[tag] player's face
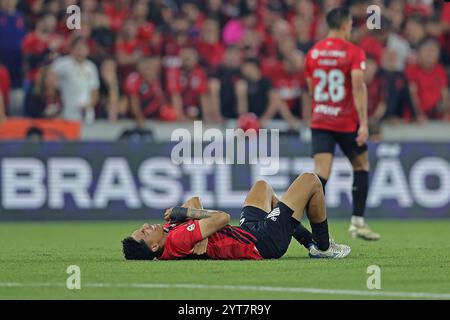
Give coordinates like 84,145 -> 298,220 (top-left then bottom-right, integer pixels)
131,223 -> 164,250
340,17 -> 353,41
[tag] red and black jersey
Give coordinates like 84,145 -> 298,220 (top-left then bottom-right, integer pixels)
159,220 -> 263,260
305,37 -> 366,132
124,72 -> 167,118
166,66 -> 208,112
272,67 -> 306,112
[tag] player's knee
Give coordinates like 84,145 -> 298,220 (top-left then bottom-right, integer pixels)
254,180 -> 270,190
298,173 -> 322,192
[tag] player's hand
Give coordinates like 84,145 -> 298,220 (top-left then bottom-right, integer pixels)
164,208 -> 173,221
191,238 -> 208,255
356,125 -> 368,146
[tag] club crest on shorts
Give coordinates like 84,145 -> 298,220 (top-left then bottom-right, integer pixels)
267,208 -> 280,222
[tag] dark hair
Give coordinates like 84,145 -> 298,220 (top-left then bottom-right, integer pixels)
326,7 -> 351,30
121,237 -> 155,260
418,37 -> 440,50
242,57 -> 260,68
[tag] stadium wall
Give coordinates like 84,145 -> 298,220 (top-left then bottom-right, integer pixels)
0,140 -> 449,221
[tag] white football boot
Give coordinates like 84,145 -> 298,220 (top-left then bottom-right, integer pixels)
309,239 -> 351,259
348,224 -> 380,240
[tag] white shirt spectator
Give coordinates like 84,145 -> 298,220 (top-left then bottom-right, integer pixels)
51,55 -> 100,121
387,33 -> 411,71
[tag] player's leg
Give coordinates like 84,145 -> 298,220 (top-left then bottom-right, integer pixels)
311,129 -> 336,194
336,132 -> 380,240
272,192 -> 314,250
280,173 -> 328,248
276,173 -> 350,258
243,180 -> 273,213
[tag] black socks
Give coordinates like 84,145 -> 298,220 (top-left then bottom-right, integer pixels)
292,222 -> 314,249
352,170 -> 369,217
318,175 -> 328,194
310,219 -> 330,251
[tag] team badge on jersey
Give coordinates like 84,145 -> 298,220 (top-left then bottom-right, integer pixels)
187,224 -> 195,232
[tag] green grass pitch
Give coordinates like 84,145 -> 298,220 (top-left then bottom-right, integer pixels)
0,219 -> 449,300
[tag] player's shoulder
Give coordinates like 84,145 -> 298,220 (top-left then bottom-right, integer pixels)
346,41 -> 365,55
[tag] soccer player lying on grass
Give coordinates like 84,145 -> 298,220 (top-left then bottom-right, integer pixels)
122,173 -> 351,260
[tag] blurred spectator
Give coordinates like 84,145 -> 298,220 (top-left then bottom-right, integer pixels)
205,0 -> 227,27
115,18 -> 148,80
124,57 -> 175,127
379,49 -> 413,121
103,0 -> 129,34
236,57 -> 279,127
181,0 -> 204,38
0,63 -> 11,122
404,14 -> 427,52
406,38 -> 450,121
209,46 -> 242,120
292,15 -> 314,54
51,36 -> 100,122
21,13 -> 63,83
98,58 -> 127,122
0,0 -> 448,130
364,56 -> 386,139
131,0 -> 154,42
0,0 -> 26,113
23,66 -> 62,118
90,10 -> 115,60
197,18 -> 225,72
166,47 -> 212,122
272,52 -> 308,131
360,15 -> 411,71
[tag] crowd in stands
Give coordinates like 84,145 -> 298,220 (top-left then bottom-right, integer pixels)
0,0 -> 449,138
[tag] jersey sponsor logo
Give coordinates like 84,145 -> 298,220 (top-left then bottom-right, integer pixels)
311,49 -> 346,59
318,59 -> 338,66
266,207 -> 280,222
314,104 -> 341,116
187,224 -> 195,231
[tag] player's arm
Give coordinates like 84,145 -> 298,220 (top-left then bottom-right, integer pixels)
182,196 -> 203,210
165,207 -> 230,239
301,88 -> 312,126
306,77 -> 313,97
351,70 -> 369,146
181,197 -> 209,254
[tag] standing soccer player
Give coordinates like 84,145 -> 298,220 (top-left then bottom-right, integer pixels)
304,7 -> 380,240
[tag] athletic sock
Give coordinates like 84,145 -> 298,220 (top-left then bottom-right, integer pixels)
292,222 -> 314,249
310,219 -> 330,251
351,216 -> 365,227
318,175 -> 328,195
352,170 -> 369,217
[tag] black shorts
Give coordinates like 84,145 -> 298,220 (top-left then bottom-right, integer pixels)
311,128 -> 368,161
239,202 -> 296,259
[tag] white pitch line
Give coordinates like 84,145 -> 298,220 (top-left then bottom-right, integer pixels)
1,282 -> 450,299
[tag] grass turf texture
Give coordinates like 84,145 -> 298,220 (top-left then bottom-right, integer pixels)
0,220 -> 449,300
